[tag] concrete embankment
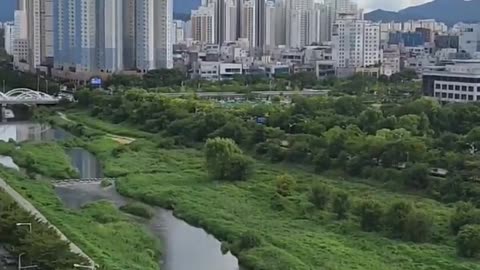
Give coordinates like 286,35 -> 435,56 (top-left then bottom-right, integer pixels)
0,178 -> 95,267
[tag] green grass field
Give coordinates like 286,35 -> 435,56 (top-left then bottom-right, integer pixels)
65,112 -> 480,270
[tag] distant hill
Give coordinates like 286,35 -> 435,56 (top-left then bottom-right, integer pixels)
365,0 -> 480,25
0,0 -> 199,22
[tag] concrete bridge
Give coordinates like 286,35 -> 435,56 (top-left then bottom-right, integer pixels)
0,88 -> 60,105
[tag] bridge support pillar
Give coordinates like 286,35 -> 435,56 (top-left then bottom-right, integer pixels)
1,104 -> 6,123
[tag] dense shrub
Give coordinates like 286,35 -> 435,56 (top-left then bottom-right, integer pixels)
457,225 -> 480,258
120,202 -> 155,219
357,199 -> 384,232
450,202 -> 480,234
205,137 -> 253,181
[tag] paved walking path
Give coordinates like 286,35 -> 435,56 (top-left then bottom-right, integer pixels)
0,178 -> 95,267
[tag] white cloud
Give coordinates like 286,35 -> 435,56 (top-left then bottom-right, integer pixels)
357,0 -> 433,11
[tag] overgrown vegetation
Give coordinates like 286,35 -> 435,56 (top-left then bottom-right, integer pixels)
55,109 -> 480,270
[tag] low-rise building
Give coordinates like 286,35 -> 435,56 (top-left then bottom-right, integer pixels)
423,60 -> 480,103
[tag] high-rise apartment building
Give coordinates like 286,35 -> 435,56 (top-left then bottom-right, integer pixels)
285,0 -> 314,48
265,1 -> 276,50
191,4 -> 216,44
172,20 -> 186,44
224,0 -> 239,42
254,0 -> 266,51
134,0 -> 173,71
332,14 -> 381,68
4,22 -> 16,55
309,3 -> 331,44
54,0 -> 172,74
240,0 -> 255,48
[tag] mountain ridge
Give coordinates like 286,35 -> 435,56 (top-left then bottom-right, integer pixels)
365,0 -> 480,25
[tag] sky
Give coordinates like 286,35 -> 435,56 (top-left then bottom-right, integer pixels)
358,0 -> 433,11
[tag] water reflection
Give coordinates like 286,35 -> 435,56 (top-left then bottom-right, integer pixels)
0,122 -> 71,142
67,148 -> 103,179
0,156 -> 19,171
152,210 -> 240,270
55,183 -> 241,270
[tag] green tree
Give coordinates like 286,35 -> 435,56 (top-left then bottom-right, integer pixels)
466,127 -> 480,153
309,183 -> 331,210
205,137 -> 253,181
457,225 -> 480,258
332,191 -> 351,219
143,69 -> 186,88
403,163 -> 430,189
450,202 -> 480,234
357,199 -> 384,232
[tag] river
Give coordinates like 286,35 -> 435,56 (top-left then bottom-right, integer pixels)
0,122 -> 241,270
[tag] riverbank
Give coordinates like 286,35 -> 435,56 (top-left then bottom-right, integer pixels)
0,123 -> 161,270
58,111 -> 480,270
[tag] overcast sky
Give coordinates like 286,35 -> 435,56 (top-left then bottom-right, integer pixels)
357,0 -> 433,11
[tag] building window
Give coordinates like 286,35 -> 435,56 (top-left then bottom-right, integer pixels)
442,84 -> 447,90
462,86 -> 467,91
455,94 -> 460,99
455,85 -> 460,91
448,93 -> 453,99
435,92 -> 440,97
442,92 -> 447,98
461,94 -> 467,100
449,85 -> 454,90
469,95 -> 474,101
469,86 -> 474,92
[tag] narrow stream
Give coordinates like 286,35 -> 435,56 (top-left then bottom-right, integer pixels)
0,122 -> 241,270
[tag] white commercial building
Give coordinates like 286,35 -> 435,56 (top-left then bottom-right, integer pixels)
332,14 -> 381,68
454,23 -> 480,56
423,60 -> 480,103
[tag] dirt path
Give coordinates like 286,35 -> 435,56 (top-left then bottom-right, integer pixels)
57,112 -> 135,144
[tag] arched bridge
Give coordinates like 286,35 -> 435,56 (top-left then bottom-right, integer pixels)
0,88 -> 60,105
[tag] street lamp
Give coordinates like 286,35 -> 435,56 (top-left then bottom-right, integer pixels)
16,223 -> 32,233
73,263 -> 98,270
18,253 -> 37,270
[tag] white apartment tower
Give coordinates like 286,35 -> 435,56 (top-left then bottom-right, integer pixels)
241,0 -> 256,48
225,0 -> 239,42
3,22 -> 15,55
309,3 -> 331,44
191,4 -> 216,44
332,14 -> 381,68
285,0 -> 314,48
274,0 -> 286,46
265,1 -> 276,51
